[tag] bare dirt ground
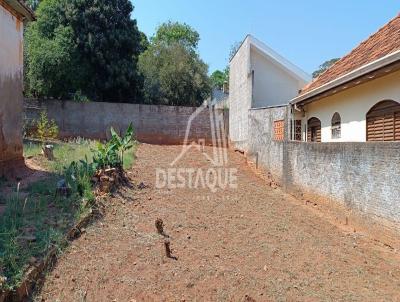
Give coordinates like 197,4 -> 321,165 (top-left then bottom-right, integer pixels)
35,144 -> 400,301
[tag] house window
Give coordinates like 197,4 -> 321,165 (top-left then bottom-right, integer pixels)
331,112 -> 341,139
274,120 -> 285,141
294,120 -> 302,141
307,117 -> 321,142
290,120 -> 302,141
367,100 -> 400,141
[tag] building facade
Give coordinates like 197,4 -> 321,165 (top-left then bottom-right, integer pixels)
229,35 -> 310,150
0,0 -> 34,176
290,15 -> 400,143
229,14 -> 400,224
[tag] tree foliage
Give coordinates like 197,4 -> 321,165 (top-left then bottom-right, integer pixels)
312,58 -> 340,78
228,41 -> 242,62
210,42 -> 241,91
26,0 -> 40,10
138,22 -> 210,107
152,21 -> 200,51
25,0 -> 143,102
210,69 -> 229,90
25,0 -> 76,98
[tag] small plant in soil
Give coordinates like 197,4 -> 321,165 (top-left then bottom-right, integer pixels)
35,111 -> 59,144
92,123 -> 135,170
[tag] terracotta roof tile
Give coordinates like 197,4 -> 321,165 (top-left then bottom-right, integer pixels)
301,13 -> 400,94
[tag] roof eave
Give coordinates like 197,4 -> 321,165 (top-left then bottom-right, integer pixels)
290,50 -> 400,105
4,0 -> 35,21
230,35 -> 312,84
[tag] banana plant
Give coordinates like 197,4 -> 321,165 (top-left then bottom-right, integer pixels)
110,123 -> 135,166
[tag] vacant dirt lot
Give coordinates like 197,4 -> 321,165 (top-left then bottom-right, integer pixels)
35,144 -> 400,301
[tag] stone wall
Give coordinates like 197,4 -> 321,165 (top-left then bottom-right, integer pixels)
248,106 -> 400,224
0,4 -> 25,176
24,99 -> 227,145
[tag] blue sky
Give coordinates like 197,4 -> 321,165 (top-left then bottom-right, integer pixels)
132,0 -> 399,75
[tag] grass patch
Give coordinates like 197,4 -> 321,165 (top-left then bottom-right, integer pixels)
23,139 -> 98,174
0,137 -> 137,290
0,139 -> 102,291
23,141 -> 43,158
0,181 -> 86,290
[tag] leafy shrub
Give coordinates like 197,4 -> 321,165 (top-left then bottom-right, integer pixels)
72,90 -> 90,103
35,111 -> 59,143
64,157 -> 95,198
63,124 -> 135,196
92,123 -> 135,170
110,123 -> 135,166
92,141 -> 120,170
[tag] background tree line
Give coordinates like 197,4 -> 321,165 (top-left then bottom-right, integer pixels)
24,0 -> 211,106
25,0 -> 333,106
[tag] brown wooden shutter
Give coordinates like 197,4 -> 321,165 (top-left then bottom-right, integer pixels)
367,100 -> 400,141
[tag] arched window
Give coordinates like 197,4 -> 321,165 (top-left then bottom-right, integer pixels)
331,112 -> 341,139
367,100 -> 400,141
307,117 -> 321,142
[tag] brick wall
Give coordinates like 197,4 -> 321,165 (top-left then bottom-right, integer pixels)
24,99 -> 228,145
248,106 -> 400,224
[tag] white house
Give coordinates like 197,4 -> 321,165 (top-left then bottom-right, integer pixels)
290,14 -> 400,142
0,0 -> 34,176
229,35 -> 311,149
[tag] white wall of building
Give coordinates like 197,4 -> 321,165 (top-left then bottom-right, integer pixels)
229,35 -> 310,150
0,5 -> 23,76
229,37 -> 252,148
251,48 -> 305,108
298,70 -> 400,142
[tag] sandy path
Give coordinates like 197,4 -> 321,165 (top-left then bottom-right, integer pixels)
36,144 -> 400,302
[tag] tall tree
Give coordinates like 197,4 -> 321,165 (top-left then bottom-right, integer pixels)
25,0 -> 144,102
25,0 -> 76,98
312,58 -> 340,78
65,0 -> 142,101
210,69 -> 228,90
152,21 -> 200,51
138,22 -> 210,107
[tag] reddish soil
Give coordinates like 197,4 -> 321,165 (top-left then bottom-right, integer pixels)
35,144 -> 400,301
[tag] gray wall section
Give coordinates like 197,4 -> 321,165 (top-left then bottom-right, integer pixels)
248,106 -> 288,179
248,106 -> 400,223
24,99 -> 227,145
284,142 -> 400,221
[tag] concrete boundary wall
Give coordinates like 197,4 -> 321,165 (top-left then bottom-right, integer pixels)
24,99 -> 228,145
248,107 -> 400,224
